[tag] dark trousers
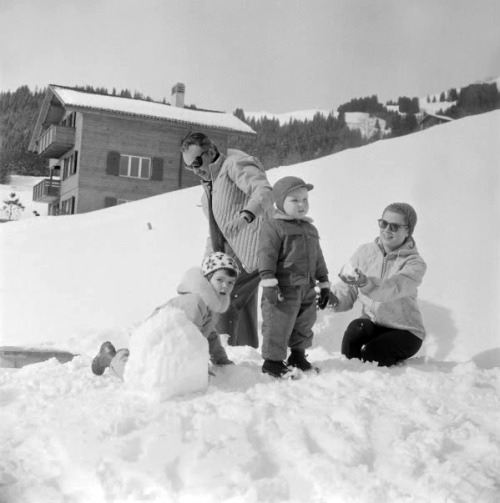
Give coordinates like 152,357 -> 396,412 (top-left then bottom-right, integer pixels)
216,268 -> 260,348
341,318 -> 422,367
261,285 -> 317,361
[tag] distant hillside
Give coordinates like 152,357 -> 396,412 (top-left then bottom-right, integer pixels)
1,79 -> 499,179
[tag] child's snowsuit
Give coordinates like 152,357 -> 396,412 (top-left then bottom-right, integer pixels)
152,267 -> 232,365
258,210 -> 329,361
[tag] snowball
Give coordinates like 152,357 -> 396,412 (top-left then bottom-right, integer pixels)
124,306 -> 208,400
339,262 -> 359,280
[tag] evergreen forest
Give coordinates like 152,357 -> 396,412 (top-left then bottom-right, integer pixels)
1,81 -> 499,183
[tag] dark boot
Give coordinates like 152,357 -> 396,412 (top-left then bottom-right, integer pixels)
287,349 -> 318,373
91,341 -> 116,375
262,359 -> 292,379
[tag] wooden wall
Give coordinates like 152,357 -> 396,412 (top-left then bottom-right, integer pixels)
75,110 -> 231,214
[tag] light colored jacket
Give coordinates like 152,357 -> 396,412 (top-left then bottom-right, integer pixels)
201,149 -> 273,272
258,210 -> 329,287
332,238 -> 427,339
152,267 -> 229,340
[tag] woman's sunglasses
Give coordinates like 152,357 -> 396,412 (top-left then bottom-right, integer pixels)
378,219 -> 408,232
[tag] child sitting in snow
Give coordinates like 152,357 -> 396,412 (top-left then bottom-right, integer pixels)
258,176 -> 331,378
91,251 -> 239,377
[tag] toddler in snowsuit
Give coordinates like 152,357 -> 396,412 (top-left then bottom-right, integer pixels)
92,252 -> 239,377
258,176 -> 331,378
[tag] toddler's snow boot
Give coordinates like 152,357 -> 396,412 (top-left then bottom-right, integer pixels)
262,359 -> 293,379
287,349 -> 319,373
211,355 -> 235,366
91,341 -> 117,375
212,356 -> 234,367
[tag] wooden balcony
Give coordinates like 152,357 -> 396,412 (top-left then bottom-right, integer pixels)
33,178 -> 61,203
36,124 -> 75,158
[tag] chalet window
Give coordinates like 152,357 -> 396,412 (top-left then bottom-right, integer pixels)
62,158 -> 68,180
61,196 -> 76,215
61,152 -> 78,180
61,112 -> 76,127
107,152 -> 163,181
119,154 -> 151,179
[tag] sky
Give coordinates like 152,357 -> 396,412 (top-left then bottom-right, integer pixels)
0,0 -> 499,113
0,111 -> 499,502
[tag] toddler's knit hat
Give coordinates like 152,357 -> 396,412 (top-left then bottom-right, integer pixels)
201,252 -> 240,277
272,176 -> 314,211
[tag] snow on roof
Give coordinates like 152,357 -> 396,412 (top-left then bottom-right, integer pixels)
420,112 -> 454,122
50,85 -> 255,135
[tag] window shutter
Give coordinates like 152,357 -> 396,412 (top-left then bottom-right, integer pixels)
106,151 -> 120,176
104,197 -> 117,208
151,157 -> 164,181
73,151 -> 78,174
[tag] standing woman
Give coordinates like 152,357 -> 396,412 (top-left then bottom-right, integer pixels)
330,202 -> 426,366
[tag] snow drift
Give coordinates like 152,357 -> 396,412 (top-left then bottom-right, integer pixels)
0,110 -> 499,503
1,110 -> 499,364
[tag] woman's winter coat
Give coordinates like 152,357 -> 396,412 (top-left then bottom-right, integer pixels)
332,238 -> 427,339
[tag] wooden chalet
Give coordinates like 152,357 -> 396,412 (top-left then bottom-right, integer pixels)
417,112 -> 454,131
29,83 -> 255,215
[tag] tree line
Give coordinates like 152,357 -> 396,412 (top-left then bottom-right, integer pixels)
1,82 -> 499,182
0,86 -> 48,183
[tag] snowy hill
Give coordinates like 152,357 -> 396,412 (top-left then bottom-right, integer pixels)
0,175 -> 48,221
0,111 -> 499,503
1,111 -> 498,363
244,109 -> 386,138
245,77 -> 500,137
343,112 -> 388,138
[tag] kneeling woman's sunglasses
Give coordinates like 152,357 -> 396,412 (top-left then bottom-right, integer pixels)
378,219 -> 408,232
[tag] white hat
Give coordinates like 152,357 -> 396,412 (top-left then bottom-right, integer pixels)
201,252 -> 240,277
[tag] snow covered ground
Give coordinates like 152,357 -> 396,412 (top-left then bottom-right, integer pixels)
0,175 -> 48,221
0,111 -> 499,502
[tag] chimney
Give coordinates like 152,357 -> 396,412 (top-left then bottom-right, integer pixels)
171,82 -> 185,108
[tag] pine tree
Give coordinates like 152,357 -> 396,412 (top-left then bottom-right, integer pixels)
1,192 -> 25,221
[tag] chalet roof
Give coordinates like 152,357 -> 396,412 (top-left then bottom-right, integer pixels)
418,112 -> 454,124
29,85 -> 255,150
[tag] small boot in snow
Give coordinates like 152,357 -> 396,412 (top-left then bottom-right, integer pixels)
287,349 -> 319,373
211,355 -> 235,366
262,359 -> 293,379
109,348 -> 130,379
91,341 -> 116,375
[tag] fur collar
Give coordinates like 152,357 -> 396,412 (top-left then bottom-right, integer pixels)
176,267 -> 230,313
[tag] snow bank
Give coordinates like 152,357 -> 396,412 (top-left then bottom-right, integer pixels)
1,353 -> 498,503
1,109 -> 499,500
0,111 -> 499,364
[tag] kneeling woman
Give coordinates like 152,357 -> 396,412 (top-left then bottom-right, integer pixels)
330,202 -> 426,367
